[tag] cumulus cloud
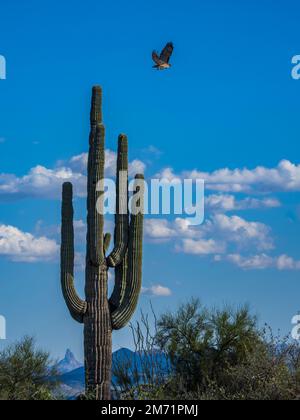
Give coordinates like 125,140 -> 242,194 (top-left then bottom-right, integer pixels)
68,150 -> 146,178
143,213 -> 297,271
206,194 -> 281,213
142,285 -> 172,297
205,214 -> 274,251
0,224 -> 59,262
156,160 -> 300,194
0,150 -> 145,200
1,152 -> 293,208
219,253 -> 300,271
145,214 -> 273,253
144,219 -> 177,241
0,164 -> 85,200
181,238 -> 225,255
276,254 -> 300,270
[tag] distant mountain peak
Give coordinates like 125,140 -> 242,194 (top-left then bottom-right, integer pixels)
56,349 -> 83,374
65,349 -> 75,362
57,348 -> 168,399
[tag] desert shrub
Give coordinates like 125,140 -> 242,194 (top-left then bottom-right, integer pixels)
0,336 -> 59,400
113,299 -> 300,400
156,299 -> 261,393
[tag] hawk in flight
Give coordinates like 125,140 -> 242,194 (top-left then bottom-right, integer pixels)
152,42 -> 174,70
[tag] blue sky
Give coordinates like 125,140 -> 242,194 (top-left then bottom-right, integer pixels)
1,0 -> 300,361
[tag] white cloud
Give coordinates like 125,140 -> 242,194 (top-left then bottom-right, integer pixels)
145,218 -> 194,242
69,150 -> 146,178
206,194 -> 281,213
68,153 -> 88,173
156,160 -> 300,194
220,253 -> 300,271
223,253 -> 274,270
145,214 -> 273,254
0,150 -> 145,200
0,224 -> 59,262
276,254 -> 300,270
205,214 -> 274,251
181,238 -> 225,255
129,159 -> 146,177
0,165 -> 86,200
144,213 -> 293,269
142,285 -> 172,297
144,219 -> 177,240
156,168 -> 182,184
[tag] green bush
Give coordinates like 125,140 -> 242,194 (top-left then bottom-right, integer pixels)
113,299 -> 300,400
0,336 -> 59,400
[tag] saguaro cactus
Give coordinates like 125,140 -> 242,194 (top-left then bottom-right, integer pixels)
60,86 -> 144,400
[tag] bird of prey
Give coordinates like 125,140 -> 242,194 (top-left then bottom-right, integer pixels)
152,42 -> 174,70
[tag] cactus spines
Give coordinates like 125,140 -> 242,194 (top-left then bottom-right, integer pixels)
60,86 -> 144,400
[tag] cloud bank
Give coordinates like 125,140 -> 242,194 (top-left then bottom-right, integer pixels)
157,160 -> 300,194
0,224 -> 59,262
0,150 -> 145,200
144,213 -> 299,271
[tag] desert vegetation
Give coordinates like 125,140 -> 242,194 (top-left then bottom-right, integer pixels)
113,299 -> 300,401
1,301 -> 299,400
0,337 -> 58,400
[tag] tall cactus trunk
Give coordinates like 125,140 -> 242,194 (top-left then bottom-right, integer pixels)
60,86 -> 144,400
84,90 -> 112,399
84,265 -> 112,400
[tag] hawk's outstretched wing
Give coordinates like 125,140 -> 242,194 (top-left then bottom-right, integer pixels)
159,42 -> 174,63
152,51 -> 163,65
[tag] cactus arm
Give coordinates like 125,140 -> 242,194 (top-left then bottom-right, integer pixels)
107,134 -> 129,310
103,233 -> 111,254
107,134 -> 129,267
61,182 -> 87,323
111,175 -> 144,330
109,251 -> 128,312
87,87 -> 105,266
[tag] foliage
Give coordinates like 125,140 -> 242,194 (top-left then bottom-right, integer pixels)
113,299 -> 300,401
112,307 -> 171,399
0,336 -> 59,400
156,299 -> 261,392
